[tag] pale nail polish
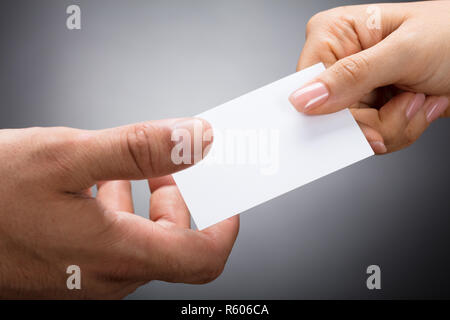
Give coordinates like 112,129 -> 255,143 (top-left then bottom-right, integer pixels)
369,141 -> 387,154
289,82 -> 329,112
405,93 -> 426,121
426,97 -> 449,123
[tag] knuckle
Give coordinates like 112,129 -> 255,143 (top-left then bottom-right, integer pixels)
2,126 -> 96,192
404,126 -> 421,145
306,12 -> 323,34
94,260 -> 135,284
195,239 -> 228,284
124,123 -> 162,177
197,261 -> 225,284
40,128 -> 79,154
91,216 -> 146,283
306,9 -> 335,34
380,126 -> 397,146
334,54 -> 370,85
31,127 -> 86,175
89,262 -> 140,299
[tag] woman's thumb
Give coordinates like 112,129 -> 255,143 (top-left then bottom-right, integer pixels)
289,31 -> 407,115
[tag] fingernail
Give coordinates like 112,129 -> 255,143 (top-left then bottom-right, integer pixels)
170,118 -> 213,164
289,82 -> 329,112
405,93 -> 426,121
426,97 -> 449,123
369,141 -> 387,154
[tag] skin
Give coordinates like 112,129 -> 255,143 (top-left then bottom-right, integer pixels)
290,1 -> 450,153
0,119 -> 239,299
2,0 -> 449,299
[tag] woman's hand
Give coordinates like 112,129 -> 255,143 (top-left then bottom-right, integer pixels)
289,1 -> 450,154
0,120 -> 239,299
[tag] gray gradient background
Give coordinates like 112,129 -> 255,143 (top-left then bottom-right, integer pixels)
1,0 -> 449,299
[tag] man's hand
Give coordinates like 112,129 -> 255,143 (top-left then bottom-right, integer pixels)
0,119 -> 239,299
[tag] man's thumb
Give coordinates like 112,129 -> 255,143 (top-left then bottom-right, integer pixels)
289,32 -> 407,115
63,118 -> 212,190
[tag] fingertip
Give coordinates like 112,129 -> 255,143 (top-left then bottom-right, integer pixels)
202,215 -> 240,241
288,93 -> 302,112
170,117 -> 215,167
357,122 -> 387,154
405,93 -> 426,121
194,117 -> 214,159
425,96 -> 449,123
369,141 -> 387,154
227,215 -> 240,234
288,82 -> 330,113
191,117 -> 213,135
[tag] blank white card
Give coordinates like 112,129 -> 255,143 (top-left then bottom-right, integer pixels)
173,63 -> 373,230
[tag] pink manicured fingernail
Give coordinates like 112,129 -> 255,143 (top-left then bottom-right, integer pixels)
369,141 -> 387,154
289,82 -> 329,112
405,93 -> 426,121
426,97 -> 449,122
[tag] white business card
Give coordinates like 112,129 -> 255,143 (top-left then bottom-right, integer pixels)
173,63 -> 373,230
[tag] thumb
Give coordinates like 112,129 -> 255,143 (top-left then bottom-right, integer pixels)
289,30 -> 408,115
62,118 -> 212,191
